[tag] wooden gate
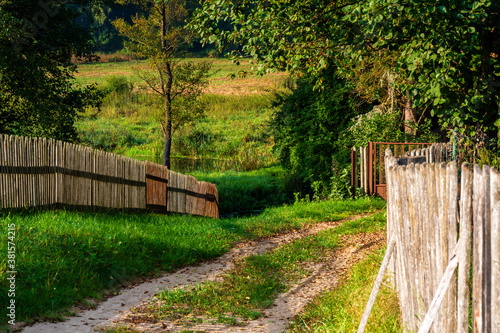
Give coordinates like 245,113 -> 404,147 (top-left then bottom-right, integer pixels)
351,142 -> 433,199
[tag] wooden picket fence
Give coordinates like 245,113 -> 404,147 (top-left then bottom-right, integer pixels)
0,134 -> 218,218
359,144 -> 499,333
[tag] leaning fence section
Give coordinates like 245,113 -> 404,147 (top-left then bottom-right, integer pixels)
0,134 -> 218,218
384,145 -> 499,332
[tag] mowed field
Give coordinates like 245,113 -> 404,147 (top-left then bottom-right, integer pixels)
74,58 -> 292,95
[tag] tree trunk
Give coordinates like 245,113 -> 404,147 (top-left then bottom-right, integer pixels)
162,62 -> 173,168
160,2 -> 173,169
404,93 -> 416,135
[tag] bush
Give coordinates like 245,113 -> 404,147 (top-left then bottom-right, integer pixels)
100,75 -> 134,95
270,68 -> 371,196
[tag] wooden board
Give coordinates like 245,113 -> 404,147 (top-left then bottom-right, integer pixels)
146,161 -> 168,212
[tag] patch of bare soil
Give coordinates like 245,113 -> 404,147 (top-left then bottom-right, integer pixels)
21,214 -> 383,333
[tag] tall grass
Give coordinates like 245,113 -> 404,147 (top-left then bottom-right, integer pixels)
0,198 -> 384,325
76,86 -> 278,169
191,166 -> 292,215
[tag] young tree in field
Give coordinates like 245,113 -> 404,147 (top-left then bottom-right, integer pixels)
113,0 -> 211,168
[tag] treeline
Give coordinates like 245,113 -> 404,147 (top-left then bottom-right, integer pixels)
192,0 -> 500,197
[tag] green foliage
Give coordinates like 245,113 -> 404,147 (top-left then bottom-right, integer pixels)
270,69 -> 371,194
0,0 -> 103,141
192,0 -> 500,138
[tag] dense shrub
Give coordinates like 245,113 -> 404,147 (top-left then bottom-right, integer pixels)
270,69 -> 371,196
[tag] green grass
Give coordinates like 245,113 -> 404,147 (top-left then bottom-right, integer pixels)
0,198 -> 384,325
73,57 -> 288,167
76,92 -> 278,167
191,166 -> 292,215
140,210 -> 390,328
288,247 -> 402,333
150,227 -> 342,325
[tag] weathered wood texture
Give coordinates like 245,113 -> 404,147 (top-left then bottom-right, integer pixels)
0,134 -> 219,218
384,147 -> 499,333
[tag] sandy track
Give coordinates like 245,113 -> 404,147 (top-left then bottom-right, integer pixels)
21,214 -> 383,333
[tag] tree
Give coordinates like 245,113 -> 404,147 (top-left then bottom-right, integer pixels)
0,0 -> 103,141
192,0 -> 500,139
113,0 -> 211,168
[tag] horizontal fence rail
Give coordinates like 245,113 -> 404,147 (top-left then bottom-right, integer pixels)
383,143 -> 499,332
0,134 -> 218,218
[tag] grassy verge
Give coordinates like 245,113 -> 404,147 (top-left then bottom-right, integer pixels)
131,210 -> 392,329
191,166 -> 292,215
0,198 -> 384,325
288,246 -> 402,333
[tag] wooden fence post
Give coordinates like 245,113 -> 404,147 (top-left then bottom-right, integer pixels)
491,167 -> 500,331
458,163 -> 473,333
351,147 -> 358,198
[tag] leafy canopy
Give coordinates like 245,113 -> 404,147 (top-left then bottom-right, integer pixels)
0,0 -> 103,141
192,0 -> 500,137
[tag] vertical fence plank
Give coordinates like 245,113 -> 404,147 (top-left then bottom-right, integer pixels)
482,165 -> 491,332
19,137 -> 26,208
13,136 -> 19,208
186,176 -> 197,215
131,157 -> 138,208
427,163 -> 439,325
75,144 -> 81,207
47,139 -> 52,206
458,163 -> 473,333
179,173 -> 187,214
491,167 -> 500,332
6,136 -> 12,208
446,162 -> 458,332
167,170 -> 174,212
139,161 -> 146,209
396,165 -> 414,330
57,140 -> 63,206
434,163 -> 446,332
409,163 -> 423,328
43,138 -> 48,207
473,164 -> 485,333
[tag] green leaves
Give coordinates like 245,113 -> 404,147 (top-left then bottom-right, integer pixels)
192,0 -> 500,138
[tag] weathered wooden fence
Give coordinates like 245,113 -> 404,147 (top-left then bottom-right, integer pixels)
362,145 -> 499,332
0,134 -> 218,218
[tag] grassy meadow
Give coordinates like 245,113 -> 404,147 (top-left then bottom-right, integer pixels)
74,58 -> 292,171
